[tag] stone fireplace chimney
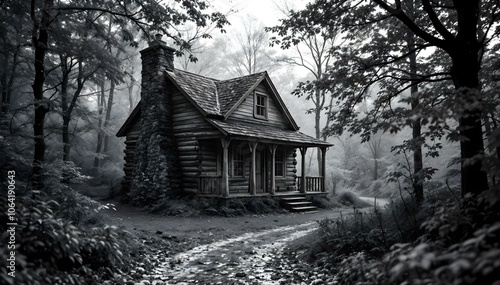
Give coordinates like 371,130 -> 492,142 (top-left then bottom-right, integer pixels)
129,34 -> 181,204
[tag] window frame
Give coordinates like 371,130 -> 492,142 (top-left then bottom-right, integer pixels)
275,149 -> 285,177
253,92 -> 268,120
232,146 -> 245,177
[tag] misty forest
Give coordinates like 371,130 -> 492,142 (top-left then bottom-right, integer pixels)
1,0 -> 500,284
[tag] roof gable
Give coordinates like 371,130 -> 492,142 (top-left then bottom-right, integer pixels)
216,72 -> 266,115
166,70 -> 298,130
118,69 -> 300,136
165,70 -> 221,117
222,73 -> 299,131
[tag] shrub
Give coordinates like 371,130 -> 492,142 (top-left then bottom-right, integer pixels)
308,193 -> 429,268
0,181 -> 154,285
319,189 -> 500,285
333,191 -> 372,208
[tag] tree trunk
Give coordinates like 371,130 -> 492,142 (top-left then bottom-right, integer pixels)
315,103 -> 322,175
453,1 -> 488,195
314,87 -> 324,175
31,0 -> 54,189
1,47 -> 19,118
60,55 -> 70,161
103,79 -> 115,155
61,59 -> 85,162
93,81 -> 105,171
449,15 -> 488,196
407,13 -> 424,203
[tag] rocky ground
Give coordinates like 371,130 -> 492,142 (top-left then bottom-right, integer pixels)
102,201 -> 365,284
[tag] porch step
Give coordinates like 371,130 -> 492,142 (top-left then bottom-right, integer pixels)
289,206 -> 318,212
280,195 -> 318,213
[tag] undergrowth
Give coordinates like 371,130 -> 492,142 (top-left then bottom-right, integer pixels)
0,178 -> 158,285
305,189 -> 500,284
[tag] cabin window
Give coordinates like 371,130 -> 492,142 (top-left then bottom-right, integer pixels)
275,149 -> 285,176
254,92 -> 268,119
233,147 -> 245,177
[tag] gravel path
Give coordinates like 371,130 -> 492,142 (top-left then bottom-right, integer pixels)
141,221 -> 319,284
103,202 -> 360,284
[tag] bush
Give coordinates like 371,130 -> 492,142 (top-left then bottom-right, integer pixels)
0,181 -> 155,285
305,193 -> 429,274
312,189 -> 500,285
333,191 -> 372,208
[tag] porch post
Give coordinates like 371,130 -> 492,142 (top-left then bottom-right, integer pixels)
221,138 -> 231,197
321,147 -> 327,192
300,147 -> 307,193
270,144 -> 277,195
248,142 -> 258,195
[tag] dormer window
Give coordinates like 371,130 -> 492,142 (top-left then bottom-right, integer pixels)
254,92 -> 268,119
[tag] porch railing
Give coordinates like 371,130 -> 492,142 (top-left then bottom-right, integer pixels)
198,175 -> 221,195
296,176 -> 325,192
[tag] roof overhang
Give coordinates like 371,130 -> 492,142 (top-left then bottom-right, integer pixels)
206,119 -> 332,148
116,103 -> 141,137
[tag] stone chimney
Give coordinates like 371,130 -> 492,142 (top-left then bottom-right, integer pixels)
141,33 -> 175,71
129,34 -> 181,204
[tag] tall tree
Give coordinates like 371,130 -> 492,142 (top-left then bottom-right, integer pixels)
277,0 -> 499,197
268,6 -> 339,175
27,0 -> 228,189
224,16 -> 278,76
30,0 -> 55,189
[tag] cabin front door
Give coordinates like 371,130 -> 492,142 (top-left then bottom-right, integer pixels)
255,149 -> 267,193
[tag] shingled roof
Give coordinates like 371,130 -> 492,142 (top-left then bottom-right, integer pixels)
166,70 -> 221,116
166,69 -> 269,118
118,68 -> 334,148
207,119 -> 332,147
217,72 -> 267,115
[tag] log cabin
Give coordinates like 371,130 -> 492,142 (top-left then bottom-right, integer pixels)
117,34 -> 332,201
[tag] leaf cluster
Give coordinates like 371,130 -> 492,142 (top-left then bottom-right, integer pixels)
0,180 -> 153,285
311,189 -> 500,284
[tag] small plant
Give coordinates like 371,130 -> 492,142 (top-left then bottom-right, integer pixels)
311,189 -> 500,285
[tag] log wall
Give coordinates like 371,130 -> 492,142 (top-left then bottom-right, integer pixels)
171,91 -> 220,193
122,119 -> 140,191
228,83 -> 289,128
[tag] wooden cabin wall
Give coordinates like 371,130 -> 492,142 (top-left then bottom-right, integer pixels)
199,139 -> 220,175
171,91 -> 220,193
228,142 -> 251,193
279,148 -> 297,191
122,119 -> 141,190
228,83 -> 289,129
226,144 -> 297,194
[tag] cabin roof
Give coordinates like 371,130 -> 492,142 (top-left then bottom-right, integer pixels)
216,72 -> 267,115
166,70 -> 221,116
165,70 -> 269,117
207,119 -> 332,147
165,69 -> 298,129
117,69 -> 308,139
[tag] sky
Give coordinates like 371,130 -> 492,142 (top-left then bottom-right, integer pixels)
213,0 -> 308,27
206,0 -> 316,135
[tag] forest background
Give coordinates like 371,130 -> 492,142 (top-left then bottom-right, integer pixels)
1,0 -> 500,284
1,0 -> 472,199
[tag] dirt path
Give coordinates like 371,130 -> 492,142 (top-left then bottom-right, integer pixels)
145,221 -> 320,284
103,203 -> 357,284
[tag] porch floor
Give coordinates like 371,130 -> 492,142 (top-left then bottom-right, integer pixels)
199,190 -> 328,199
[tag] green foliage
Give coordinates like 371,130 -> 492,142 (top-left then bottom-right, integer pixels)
312,189 -> 500,284
0,178 -> 155,285
313,195 -> 424,261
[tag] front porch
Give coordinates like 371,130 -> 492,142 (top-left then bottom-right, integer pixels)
197,175 -> 328,197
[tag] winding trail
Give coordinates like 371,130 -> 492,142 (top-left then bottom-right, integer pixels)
104,203 -> 362,284
145,222 -> 318,284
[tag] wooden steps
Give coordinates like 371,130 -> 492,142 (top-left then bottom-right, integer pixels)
280,194 -> 318,212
